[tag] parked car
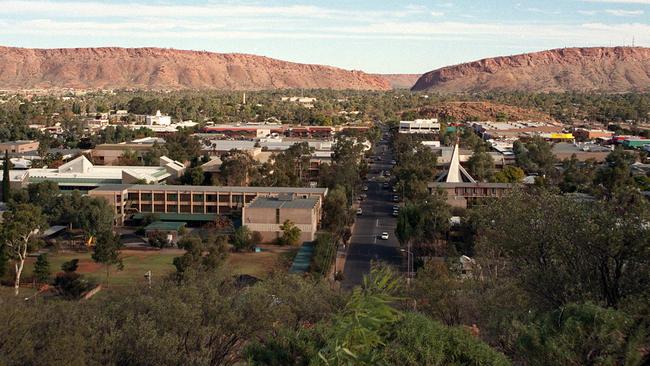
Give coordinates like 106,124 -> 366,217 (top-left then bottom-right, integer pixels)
357,208 -> 363,215
362,185 -> 369,191
393,195 -> 399,202
383,182 -> 389,188
392,210 -> 399,217
393,205 -> 399,211
390,160 -> 397,165
380,232 -> 389,240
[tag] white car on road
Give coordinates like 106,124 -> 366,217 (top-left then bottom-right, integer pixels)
380,232 -> 389,240
357,208 -> 363,215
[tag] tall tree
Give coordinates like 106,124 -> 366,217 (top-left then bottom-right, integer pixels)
278,220 -> 301,246
475,190 -> 650,309
231,225 -> 253,252
218,149 -> 258,186
466,148 -> 495,182
395,195 -> 451,257
263,142 -> 314,187
78,197 -> 115,239
513,137 -> 556,176
493,165 -> 525,183
164,131 -> 202,163
0,203 -> 47,295
91,231 -> 124,285
393,135 -> 438,201
594,147 -> 636,193
33,253 -> 51,285
173,235 -> 229,275
321,186 -> 353,244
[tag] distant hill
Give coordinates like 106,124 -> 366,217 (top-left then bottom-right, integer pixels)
0,46 -> 391,91
412,47 -> 650,93
374,74 -> 421,89
415,101 -> 556,122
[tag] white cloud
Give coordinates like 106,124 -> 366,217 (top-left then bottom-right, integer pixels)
604,9 -> 644,15
0,0 -> 649,49
578,10 -> 598,15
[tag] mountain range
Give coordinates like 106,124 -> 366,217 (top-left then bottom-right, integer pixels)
0,46 -> 390,91
411,47 -> 650,93
1,46 -> 650,93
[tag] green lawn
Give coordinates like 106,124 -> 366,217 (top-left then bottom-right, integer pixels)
4,247 -> 286,292
19,250 -> 182,287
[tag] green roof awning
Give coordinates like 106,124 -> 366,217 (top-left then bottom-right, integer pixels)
133,212 -> 217,222
144,221 -> 186,231
289,243 -> 314,274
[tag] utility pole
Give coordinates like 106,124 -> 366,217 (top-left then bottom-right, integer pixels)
144,270 -> 152,288
2,150 -> 10,202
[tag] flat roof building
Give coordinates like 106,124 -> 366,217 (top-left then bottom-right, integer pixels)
242,195 -> 322,242
28,155 -> 184,191
399,119 -> 440,134
471,121 -> 564,140
89,184 -> 328,225
0,140 -> 39,154
92,143 -> 158,165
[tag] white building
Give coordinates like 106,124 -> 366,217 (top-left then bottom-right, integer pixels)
145,110 -> 172,126
399,119 -> 440,134
27,155 -> 185,191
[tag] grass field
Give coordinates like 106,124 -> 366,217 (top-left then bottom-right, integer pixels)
3,245 -> 289,292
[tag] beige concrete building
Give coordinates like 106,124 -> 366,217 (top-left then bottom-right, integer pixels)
242,195 -> 322,242
91,143 -> 157,165
0,140 -> 39,154
89,184 -> 327,225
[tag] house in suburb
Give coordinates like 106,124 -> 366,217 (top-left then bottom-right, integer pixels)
242,194 -> 322,242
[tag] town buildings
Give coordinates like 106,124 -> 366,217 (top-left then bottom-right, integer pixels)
145,110 -> 172,126
0,140 -> 39,154
430,143 -> 514,208
471,121 -> 566,140
91,143 -> 158,165
399,119 -> 440,134
242,194 -> 321,242
27,155 -> 184,191
89,184 -> 327,230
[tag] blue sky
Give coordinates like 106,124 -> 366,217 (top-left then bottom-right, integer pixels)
0,0 -> 649,73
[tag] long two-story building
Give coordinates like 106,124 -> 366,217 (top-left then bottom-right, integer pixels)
89,184 -> 327,224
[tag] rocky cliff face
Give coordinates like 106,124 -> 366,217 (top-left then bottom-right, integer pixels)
412,47 -> 650,93
0,47 -> 391,91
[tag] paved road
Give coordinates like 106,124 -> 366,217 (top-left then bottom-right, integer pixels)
342,142 -> 401,289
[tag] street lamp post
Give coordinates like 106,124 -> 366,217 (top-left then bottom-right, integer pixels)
400,245 -> 413,285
